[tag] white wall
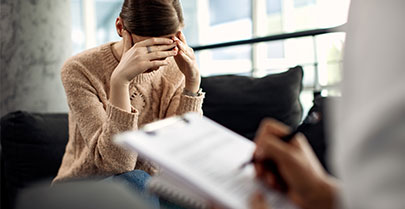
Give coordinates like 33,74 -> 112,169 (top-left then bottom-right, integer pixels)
0,0 -> 71,117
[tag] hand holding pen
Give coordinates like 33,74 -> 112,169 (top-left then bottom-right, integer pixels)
243,112 -> 338,209
240,112 -> 323,192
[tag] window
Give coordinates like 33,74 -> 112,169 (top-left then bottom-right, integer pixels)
71,0 -> 85,55
70,0 -> 350,116
294,0 -> 316,8
191,0 -> 253,75
209,0 -> 251,26
267,0 -> 282,14
94,0 -> 122,45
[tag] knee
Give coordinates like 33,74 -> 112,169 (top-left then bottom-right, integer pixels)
115,170 -> 151,190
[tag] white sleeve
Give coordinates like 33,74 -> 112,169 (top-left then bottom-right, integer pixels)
330,1 -> 405,209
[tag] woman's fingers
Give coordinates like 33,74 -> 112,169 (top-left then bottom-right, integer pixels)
147,60 -> 169,69
175,38 -> 187,52
146,50 -> 178,61
174,37 -> 194,59
122,30 -> 133,54
136,37 -> 174,47
172,35 -> 192,57
135,37 -> 176,57
178,49 -> 193,63
178,31 -> 188,45
147,43 -> 177,53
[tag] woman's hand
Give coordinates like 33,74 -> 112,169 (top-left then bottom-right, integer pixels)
173,31 -> 201,94
111,30 -> 178,86
109,30 -> 177,112
252,119 -> 338,209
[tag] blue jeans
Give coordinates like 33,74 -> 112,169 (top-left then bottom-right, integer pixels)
106,170 -> 184,209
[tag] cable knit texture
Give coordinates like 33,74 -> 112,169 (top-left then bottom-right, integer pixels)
53,42 -> 204,183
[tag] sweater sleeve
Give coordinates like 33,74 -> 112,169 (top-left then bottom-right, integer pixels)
61,60 -> 138,175
177,92 -> 205,115
165,78 -> 205,117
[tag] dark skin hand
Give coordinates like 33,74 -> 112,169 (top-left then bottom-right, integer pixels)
251,118 -> 338,209
211,119 -> 338,209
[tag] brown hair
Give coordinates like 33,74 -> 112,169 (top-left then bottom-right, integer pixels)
119,0 -> 184,37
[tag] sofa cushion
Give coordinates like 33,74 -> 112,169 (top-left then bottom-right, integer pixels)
300,96 -> 339,173
201,66 -> 303,140
1,111 -> 68,209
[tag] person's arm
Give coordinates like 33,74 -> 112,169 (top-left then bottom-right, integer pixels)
332,1 -> 405,209
110,30 -> 177,112
166,31 -> 205,116
62,32 -> 178,175
173,31 -> 201,94
163,78 -> 204,117
61,61 -> 139,174
251,119 -> 338,209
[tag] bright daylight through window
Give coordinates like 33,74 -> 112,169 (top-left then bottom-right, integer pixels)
71,0 -> 351,116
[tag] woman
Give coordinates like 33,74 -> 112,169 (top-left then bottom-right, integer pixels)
53,0 -> 204,185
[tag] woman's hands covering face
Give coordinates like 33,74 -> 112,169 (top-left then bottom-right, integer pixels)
111,30 -> 201,94
172,31 -> 201,94
111,30 -> 178,85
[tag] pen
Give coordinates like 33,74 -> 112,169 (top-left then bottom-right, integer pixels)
239,111 -> 322,191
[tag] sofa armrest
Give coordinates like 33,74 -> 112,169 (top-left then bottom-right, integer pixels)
1,111 -> 68,209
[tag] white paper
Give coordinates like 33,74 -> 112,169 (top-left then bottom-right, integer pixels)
115,113 -> 298,209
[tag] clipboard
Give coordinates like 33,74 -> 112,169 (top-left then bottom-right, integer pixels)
114,112 -> 298,209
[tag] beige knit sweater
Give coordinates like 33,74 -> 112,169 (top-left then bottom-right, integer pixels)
53,42 -> 204,183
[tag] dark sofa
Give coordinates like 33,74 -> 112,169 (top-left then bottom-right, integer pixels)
1,66 -> 317,209
1,112 -> 69,209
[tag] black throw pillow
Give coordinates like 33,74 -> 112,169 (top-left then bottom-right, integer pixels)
201,66 -> 303,140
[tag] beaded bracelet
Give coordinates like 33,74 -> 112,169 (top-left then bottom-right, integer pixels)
183,88 -> 203,97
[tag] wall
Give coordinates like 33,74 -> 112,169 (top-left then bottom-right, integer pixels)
0,0 -> 71,117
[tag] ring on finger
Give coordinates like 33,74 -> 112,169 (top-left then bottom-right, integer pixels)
146,46 -> 152,53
